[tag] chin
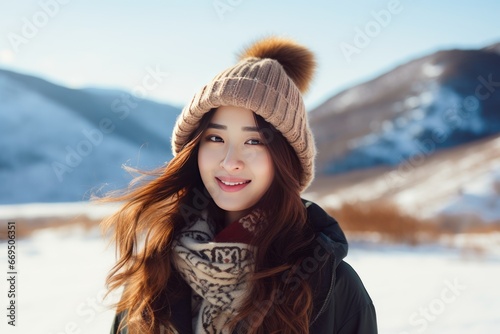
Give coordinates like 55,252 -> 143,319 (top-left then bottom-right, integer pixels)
212,196 -> 255,213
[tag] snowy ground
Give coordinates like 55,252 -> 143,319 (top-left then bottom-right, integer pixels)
0,226 -> 499,334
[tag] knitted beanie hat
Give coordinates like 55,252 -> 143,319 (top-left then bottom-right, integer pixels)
171,36 -> 317,191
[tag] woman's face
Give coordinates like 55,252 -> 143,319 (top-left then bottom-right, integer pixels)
198,106 -> 274,224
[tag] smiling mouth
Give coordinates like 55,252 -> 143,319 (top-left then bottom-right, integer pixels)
215,178 -> 250,192
217,178 -> 251,186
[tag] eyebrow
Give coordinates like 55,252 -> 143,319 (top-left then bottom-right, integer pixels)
208,123 -> 259,132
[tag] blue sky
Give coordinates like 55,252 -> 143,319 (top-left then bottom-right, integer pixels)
1,0 -> 499,110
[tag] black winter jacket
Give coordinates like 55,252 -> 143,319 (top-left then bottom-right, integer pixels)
110,200 -> 377,333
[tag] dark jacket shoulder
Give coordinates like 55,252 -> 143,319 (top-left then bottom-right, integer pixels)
334,261 -> 377,333
303,199 -> 377,333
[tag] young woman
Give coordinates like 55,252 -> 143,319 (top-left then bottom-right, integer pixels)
103,36 -> 377,333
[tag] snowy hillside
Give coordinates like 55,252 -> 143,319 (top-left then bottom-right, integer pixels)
307,134 -> 500,222
0,69 -> 181,204
305,43 -> 500,223
310,44 -> 500,175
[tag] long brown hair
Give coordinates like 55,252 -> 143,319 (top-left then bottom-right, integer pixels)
101,109 -> 315,333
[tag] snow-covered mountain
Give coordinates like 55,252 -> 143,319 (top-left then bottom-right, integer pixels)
307,134 -> 500,220
310,43 -> 500,174
0,68 -> 181,204
2,42 -> 499,210
305,42 -> 500,221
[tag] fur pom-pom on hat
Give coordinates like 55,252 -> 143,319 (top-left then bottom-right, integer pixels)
238,36 -> 316,93
171,36 -> 317,191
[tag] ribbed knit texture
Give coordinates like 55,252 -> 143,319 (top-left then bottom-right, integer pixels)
171,56 -> 316,191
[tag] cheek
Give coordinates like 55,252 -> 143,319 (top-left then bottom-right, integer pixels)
253,151 -> 274,180
197,146 -> 210,175
198,145 -> 221,172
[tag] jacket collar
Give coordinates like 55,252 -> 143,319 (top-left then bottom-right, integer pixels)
302,199 -> 348,325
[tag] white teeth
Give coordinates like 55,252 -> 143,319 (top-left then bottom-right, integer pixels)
220,180 -> 248,186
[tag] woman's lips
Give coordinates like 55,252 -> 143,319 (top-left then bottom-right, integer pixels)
215,177 -> 251,192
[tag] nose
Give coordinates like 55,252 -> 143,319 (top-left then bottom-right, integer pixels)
220,146 -> 244,171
